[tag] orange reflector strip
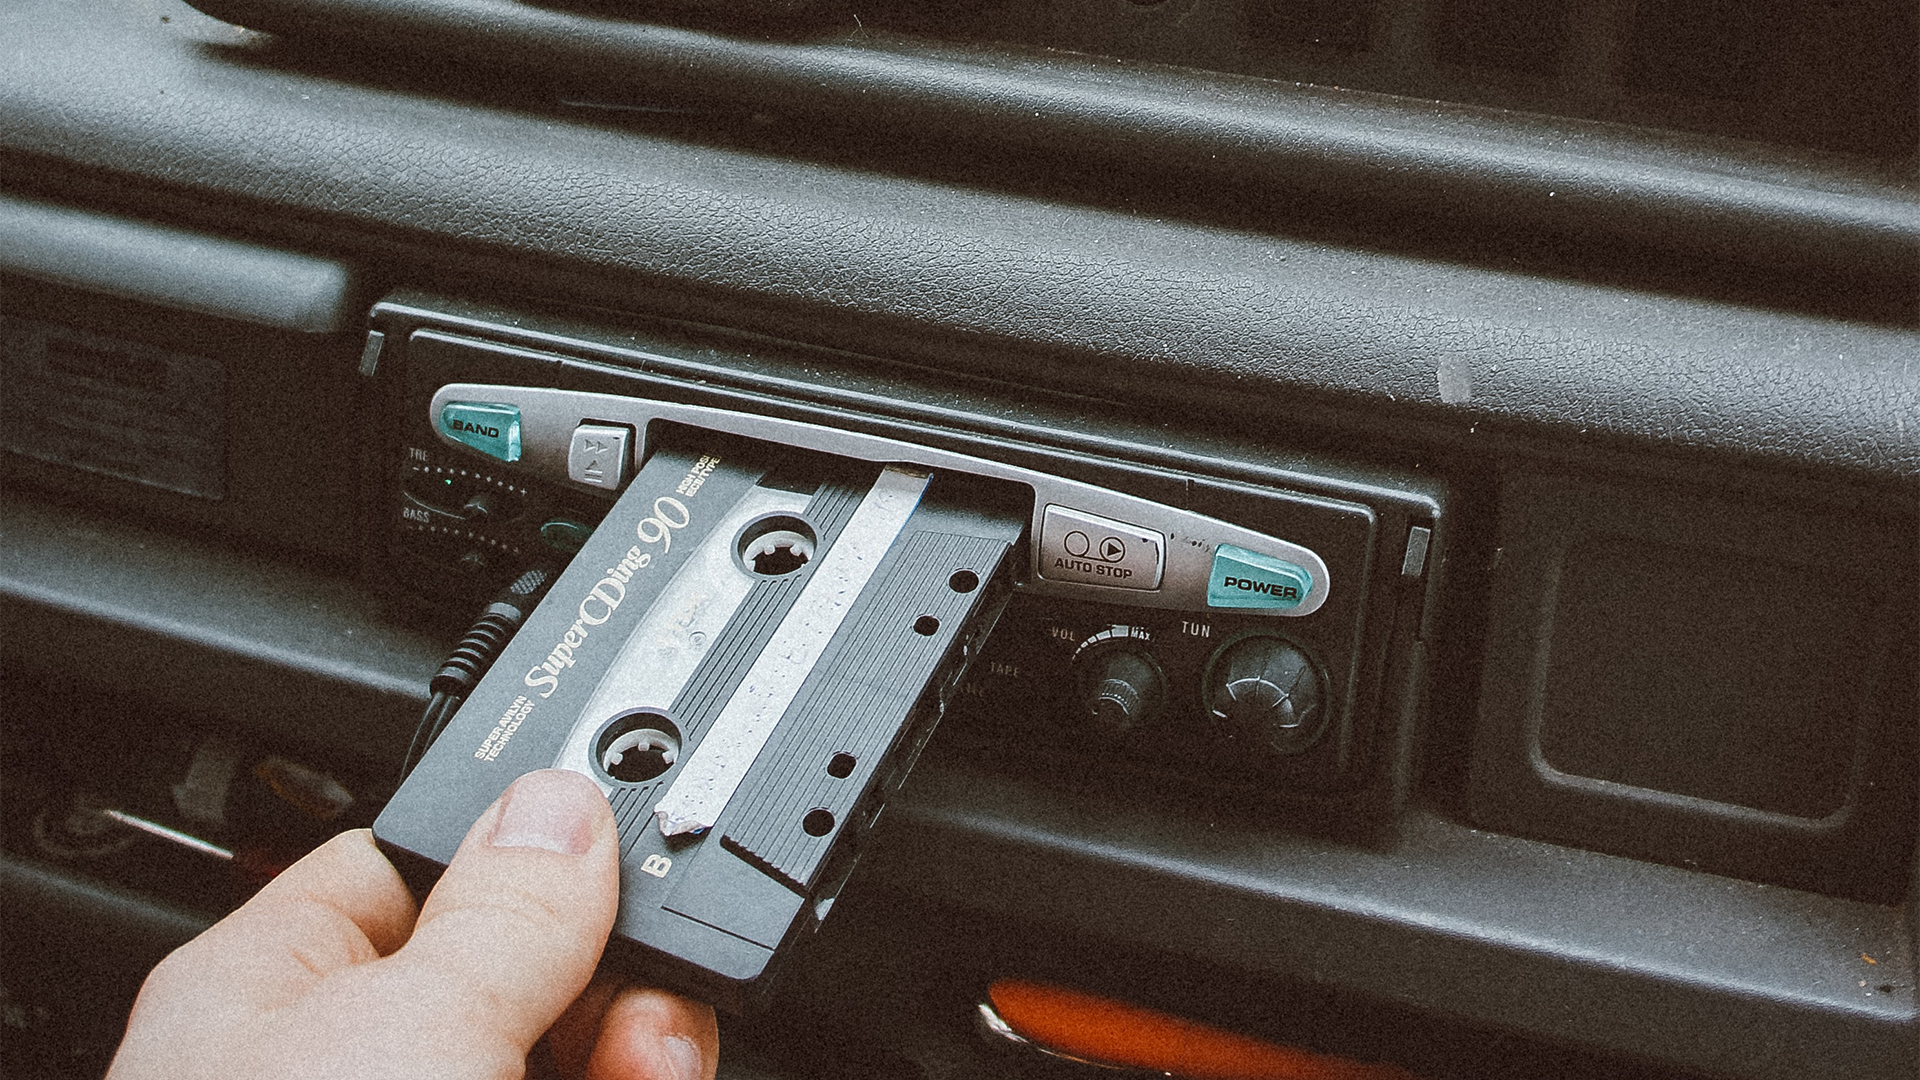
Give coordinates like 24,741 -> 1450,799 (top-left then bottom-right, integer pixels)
987,979 -> 1421,1080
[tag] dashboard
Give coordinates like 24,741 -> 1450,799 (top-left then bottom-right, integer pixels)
1,0 -> 1915,1077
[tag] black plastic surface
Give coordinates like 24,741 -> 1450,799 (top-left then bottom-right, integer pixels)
0,494 -> 444,767
0,275 -> 372,563
0,856 -> 210,1069
176,0 -> 1920,280
878,763 -> 1919,1080
0,191 -> 357,332
1468,473 -> 1919,903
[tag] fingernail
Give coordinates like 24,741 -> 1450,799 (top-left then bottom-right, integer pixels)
489,769 -> 599,855
661,1035 -> 703,1080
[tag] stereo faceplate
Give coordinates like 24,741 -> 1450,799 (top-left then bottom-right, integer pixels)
369,294 -> 1442,813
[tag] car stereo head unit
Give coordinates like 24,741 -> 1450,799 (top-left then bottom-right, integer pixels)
362,291 -> 1445,1004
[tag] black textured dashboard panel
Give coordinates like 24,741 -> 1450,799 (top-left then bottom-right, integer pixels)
0,495 -> 442,765
1,0 -> 1916,488
179,0 -> 1920,280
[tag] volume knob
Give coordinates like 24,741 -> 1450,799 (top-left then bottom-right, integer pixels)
1077,649 -> 1166,735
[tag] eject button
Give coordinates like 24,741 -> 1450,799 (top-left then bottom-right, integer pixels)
1038,505 -> 1163,591
569,423 -> 632,491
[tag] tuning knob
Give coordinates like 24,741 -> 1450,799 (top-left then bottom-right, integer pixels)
1203,636 -> 1326,754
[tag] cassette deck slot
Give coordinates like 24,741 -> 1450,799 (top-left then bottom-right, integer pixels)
417,345 -> 1333,618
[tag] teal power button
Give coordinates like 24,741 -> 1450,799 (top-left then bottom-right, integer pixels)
1207,544 -> 1313,610
441,402 -> 522,462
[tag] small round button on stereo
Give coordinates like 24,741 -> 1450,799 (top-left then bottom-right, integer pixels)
1203,635 -> 1326,754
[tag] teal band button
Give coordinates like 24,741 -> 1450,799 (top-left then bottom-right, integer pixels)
1207,544 -> 1312,610
441,402 -> 522,462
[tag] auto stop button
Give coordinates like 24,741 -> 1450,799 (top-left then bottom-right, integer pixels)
1038,506 -> 1163,590
1207,544 -> 1312,610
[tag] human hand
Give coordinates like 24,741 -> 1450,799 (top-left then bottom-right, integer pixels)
107,768 -> 718,1080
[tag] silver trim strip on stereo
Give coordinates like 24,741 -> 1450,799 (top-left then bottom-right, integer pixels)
427,381 -> 1332,616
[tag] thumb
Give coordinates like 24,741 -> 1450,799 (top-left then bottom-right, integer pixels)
384,768 -> 621,1061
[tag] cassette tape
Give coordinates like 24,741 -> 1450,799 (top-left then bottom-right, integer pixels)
374,425 -> 1025,1009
